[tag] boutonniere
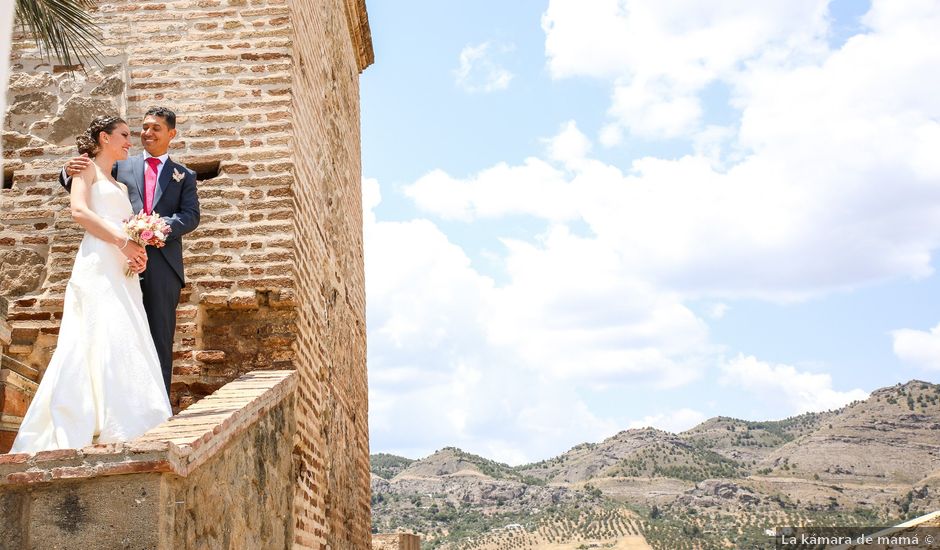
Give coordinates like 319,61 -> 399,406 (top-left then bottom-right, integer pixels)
172,168 -> 185,182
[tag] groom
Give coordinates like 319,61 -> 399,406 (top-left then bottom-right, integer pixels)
60,106 -> 200,396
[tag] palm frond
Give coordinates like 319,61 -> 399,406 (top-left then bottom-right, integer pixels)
14,0 -> 102,67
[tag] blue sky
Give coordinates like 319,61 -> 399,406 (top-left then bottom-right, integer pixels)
360,0 -> 940,465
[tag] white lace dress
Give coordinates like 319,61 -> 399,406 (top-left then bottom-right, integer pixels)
11,172 -> 171,453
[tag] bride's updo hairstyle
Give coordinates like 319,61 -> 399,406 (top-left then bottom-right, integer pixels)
75,115 -> 126,157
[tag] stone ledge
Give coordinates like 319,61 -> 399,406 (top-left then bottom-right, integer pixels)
0,368 -> 38,393
0,369 -> 296,485
341,0 -> 374,72
2,353 -> 40,381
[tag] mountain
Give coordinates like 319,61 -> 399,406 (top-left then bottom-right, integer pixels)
393,447 -> 538,483
517,427 -> 747,484
756,381 -> 940,483
371,380 -> 940,549
678,411 -> 832,463
371,453 -> 415,480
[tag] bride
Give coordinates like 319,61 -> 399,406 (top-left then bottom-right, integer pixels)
11,115 -> 172,453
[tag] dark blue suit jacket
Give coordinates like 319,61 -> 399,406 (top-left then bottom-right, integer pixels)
116,155 -> 199,284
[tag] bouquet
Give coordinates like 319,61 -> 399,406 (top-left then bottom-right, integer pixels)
122,211 -> 171,276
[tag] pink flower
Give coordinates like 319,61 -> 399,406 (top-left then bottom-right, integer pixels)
140,229 -> 154,241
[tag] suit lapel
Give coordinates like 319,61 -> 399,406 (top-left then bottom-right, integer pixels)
131,155 -> 145,204
152,157 -> 174,212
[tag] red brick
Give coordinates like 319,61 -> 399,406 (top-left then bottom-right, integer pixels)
32,448 -> 80,462
5,471 -> 47,484
0,452 -> 29,465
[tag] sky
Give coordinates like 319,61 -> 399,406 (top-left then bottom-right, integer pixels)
360,0 -> 940,466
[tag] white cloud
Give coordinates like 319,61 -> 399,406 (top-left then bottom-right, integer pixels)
627,408 -> 706,434
598,123 -> 624,147
720,354 -> 869,414
608,82 -> 702,139
366,179 -> 713,463
708,303 -> 729,320
364,179 -> 493,354
486,225 -> 712,387
545,120 -> 591,169
892,323 -> 940,371
542,0 -> 829,81
542,0 -> 831,138
454,41 -> 514,93
407,2 -> 940,301
404,158 -> 579,222
366,1 -> 940,462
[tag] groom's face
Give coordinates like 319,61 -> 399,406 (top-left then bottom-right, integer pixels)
140,115 -> 177,157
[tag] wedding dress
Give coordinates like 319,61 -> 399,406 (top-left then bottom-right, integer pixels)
11,169 -> 172,453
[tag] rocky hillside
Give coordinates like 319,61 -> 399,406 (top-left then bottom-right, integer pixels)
372,380 -> 940,549
756,382 -> 940,483
517,428 -> 747,484
371,453 -> 415,480
372,447 -> 580,513
678,411 -> 833,463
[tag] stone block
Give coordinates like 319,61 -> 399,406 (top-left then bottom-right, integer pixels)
0,489 -> 27,550
3,131 -> 33,150
90,76 -> 125,96
28,475 -> 162,549
47,97 -> 116,145
6,71 -> 54,92
7,91 -> 57,115
0,431 -> 16,455
0,375 -> 33,417
194,350 -> 225,363
0,249 -> 45,296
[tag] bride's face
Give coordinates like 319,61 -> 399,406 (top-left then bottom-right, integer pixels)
103,123 -> 132,160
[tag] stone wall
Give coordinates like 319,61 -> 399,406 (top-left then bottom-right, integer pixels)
1,0 -> 374,547
372,533 -> 422,550
0,370 -> 296,549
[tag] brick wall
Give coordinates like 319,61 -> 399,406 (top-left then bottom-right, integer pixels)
0,0 -> 373,547
288,0 -> 371,547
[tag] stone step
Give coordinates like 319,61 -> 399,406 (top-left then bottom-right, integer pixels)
4,345 -> 33,357
0,369 -> 37,392
0,369 -> 38,419
0,318 -> 10,347
1,355 -> 39,382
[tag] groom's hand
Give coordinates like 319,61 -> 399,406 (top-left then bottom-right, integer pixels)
121,241 -> 148,273
127,258 -> 147,274
65,154 -> 92,177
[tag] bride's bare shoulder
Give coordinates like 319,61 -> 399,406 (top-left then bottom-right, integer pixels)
75,164 -> 98,186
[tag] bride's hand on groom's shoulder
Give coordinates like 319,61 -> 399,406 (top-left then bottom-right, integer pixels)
65,154 -> 92,177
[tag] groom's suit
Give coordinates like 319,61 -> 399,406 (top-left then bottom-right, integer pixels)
60,154 -> 200,395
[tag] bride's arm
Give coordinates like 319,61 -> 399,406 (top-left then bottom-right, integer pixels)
70,167 -> 148,265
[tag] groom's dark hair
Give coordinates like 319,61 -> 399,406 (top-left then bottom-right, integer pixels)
145,106 -> 177,129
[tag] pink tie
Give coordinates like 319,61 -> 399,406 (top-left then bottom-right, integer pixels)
144,157 -> 161,214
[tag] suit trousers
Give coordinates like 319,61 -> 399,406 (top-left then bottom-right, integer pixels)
139,248 -> 183,396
